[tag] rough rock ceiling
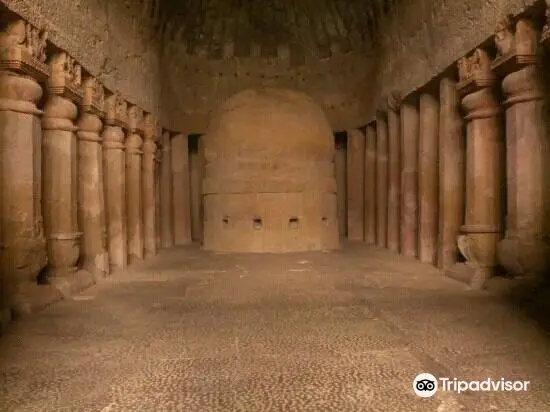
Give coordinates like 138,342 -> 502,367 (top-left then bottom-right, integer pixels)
148,0 -> 396,58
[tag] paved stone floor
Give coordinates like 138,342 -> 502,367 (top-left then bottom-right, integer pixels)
1,243 -> 550,411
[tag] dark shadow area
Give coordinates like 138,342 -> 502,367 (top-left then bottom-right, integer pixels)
495,16 -> 550,333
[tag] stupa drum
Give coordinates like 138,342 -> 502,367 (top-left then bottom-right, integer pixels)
202,88 -> 340,252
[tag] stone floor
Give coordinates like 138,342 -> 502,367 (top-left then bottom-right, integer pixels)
1,243 -> 550,411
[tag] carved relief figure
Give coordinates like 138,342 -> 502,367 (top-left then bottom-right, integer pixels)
26,23 -> 47,61
65,54 -> 82,87
494,16 -> 514,56
470,48 -> 491,74
115,96 -> 128,123
0,20 -> 48,63
50,52 -> 82,88
128,105 -> 139,131
457,56 -> 471,81
94,79 -> 105,107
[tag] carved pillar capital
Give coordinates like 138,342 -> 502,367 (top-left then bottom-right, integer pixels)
155,144 -> 162,164
104,92 -> 128,129
77,77 -> 103,140
493,16 -> 539,76
126,105 -> 143,154
127,104 -> 144,135
81,76 -> 105,117
386,91 -> 402,112
142,113 -> 158,157
47,51 -> 83,104
457,49 -> 500,120
143,113 -> 158,141
0,18 -> 49,82
541,0 -> 550,45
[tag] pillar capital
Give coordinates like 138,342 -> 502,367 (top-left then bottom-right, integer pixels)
104,92 -> 128,129
0,18 -> 49,82
457,48 -> 495,97
492,16 -> 539,76
47,51 -> 83,104
127,104 -> 144,136
541,0 -> 550,46
155,143 -> 162,164
143,112 -> 159,142
81,76 -> 105,118
161,129 -> 171,149
386,91 -> 402,112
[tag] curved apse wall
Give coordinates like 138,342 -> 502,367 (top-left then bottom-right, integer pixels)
157,0 -> 392,134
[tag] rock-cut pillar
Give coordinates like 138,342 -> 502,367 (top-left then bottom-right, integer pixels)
0,19 -> 48,311
142,114 -> 158,258
346,129 -> 365,241
126,105 -> 144,264
437,77 -> 465,270
450,49 -> 503,288
155,143 -> 162,250
364,123 -> 377,245
335,136 -> 347,239
102,95 -> 128,271
400,98 -> 419,258
387,94 -> 402,253
418,91 -> 439,265
42,52 -> 83,280
190,136 -> 205,243
77,77 -> 108,278
160,130 -> 174,248
172,133 -> 192,245
375,111 -> 388,248
496,17 -> 550,276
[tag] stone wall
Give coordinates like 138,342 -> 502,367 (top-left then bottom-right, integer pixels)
373,0 -> 537,114
2,0 -> 162,117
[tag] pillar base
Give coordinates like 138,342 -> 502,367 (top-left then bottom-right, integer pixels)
497,236 -> 550,277
128,254 -> 143,265
81,252 -> 109,280
445,262 -> 494,290
46,270 -> 97,298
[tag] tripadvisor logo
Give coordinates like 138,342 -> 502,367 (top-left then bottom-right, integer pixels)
413,373 -> 530,397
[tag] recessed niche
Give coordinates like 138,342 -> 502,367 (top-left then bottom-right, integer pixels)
289,217 -> 299,229
322,217 -> 328,225
253,217 -> 263,229
222,216 -> 229,226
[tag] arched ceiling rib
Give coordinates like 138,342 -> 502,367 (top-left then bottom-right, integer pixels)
148,0 -> 398,58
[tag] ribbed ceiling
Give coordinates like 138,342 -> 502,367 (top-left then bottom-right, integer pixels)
150,0 -> 397,58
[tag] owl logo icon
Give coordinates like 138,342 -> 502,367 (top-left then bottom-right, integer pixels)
413,373 -> 438,397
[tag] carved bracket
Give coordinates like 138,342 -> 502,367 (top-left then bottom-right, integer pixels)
81,76 -> 105,117
457,48 -> 495,96
492,17 -> 539,76
155,143 -> 163,163
47,51 -> 84,103
143,112 -> 158,141
0,19 -> 49,81
128,105 -> 144,135
104,92 -> 128,129
115,95 -> 128,129
386,91 -> 401,112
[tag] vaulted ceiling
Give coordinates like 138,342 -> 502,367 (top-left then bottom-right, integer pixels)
148,0 -> 397,58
